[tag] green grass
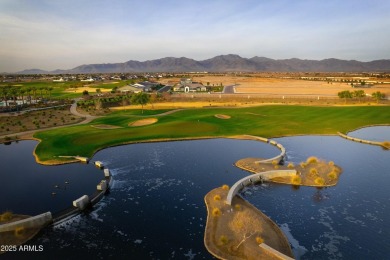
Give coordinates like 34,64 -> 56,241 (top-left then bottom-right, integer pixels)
1,80 -> 135,99
34,105 -> 390,162
108,109 -> 174,116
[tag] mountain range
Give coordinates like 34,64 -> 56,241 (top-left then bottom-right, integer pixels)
16,54 -> 390,74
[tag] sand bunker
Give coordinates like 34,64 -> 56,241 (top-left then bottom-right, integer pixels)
215,114 -> 231,119
65,87 -> 111,93
91,124 -> 122,129
129,118 -> 158,127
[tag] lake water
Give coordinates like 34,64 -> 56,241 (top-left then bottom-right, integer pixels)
0,140 -> 103,215
348,125 -> 390,142
2,127 -> 390,259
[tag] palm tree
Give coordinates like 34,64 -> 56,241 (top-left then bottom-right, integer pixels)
31,86 -> 37,102
9,87 -> 19,110
19,88 -> 26,104
24,86 -> 32,104
47,87 -> 53,100
0,86 -> 9,108
38,86 -> 44,99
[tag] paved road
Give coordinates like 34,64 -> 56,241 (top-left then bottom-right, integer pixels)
222,84 -> 237,94
69,101 -> 99,124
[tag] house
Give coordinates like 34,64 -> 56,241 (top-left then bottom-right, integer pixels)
118,85 -> 142,93
53,77 -> 65,82
81,78 -> 94,82
118,81 -> 157,93
174,78 -> 207,92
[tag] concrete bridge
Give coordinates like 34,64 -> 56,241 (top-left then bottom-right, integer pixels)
226,170 -> 297,205
239,135 -> 287,164
338,132 -> 382,146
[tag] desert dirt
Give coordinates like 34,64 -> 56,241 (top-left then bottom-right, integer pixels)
129,118 -> 158,127
0,107 -> 84,137
204,187 -> 294,259
160,76 -> 390,96
235,157 -> 342,187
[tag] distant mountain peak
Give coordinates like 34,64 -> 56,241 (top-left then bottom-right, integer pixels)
14,55 -> 390,74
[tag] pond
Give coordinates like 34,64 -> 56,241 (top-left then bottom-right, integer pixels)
347,125 -> 390,142
0,140 -> 103,215
2,127 -> 390,259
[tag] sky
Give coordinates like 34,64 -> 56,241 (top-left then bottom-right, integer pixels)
1,0 -> 390,72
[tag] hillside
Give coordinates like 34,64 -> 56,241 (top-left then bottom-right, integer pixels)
16,55 -> 390,74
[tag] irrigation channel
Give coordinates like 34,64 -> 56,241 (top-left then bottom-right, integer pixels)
0,126 -> 389,259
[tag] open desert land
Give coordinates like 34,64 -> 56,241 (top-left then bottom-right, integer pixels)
161,76 -> 390,96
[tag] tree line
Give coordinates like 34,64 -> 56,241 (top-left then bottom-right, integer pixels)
338,90 -> 386,103
0,85 -> 54,108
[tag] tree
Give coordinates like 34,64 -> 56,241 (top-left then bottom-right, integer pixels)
94,98 -> 102,110
82,90 -> 89,96
31,86 -> 37,101
0,86 -> 10,108
47,87 -> 53,100
24,86 -> 32,104
353,90 -> 365,103
338,90 -> 352,104
38,86 -> 44,99
131,92 -> 150,114
372,91 -> 385,103
19,88 -> 26,104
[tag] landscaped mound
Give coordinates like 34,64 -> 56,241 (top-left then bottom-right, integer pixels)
215,114 -> 231,119
129,118 -> 158,127
204,186 -> 294,259
91,124 -> 122,129
235,156 -> 342,187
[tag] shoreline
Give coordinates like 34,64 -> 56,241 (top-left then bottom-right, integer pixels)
1,104 -> 389,165
204,187 -> 294,259
6,129 -> 386,166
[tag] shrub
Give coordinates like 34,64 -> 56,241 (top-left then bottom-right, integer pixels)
15,226 -> 25,237
328,161 -> 335,166
256,236 -> 264,244
315,177 -> 325,185
328,171 -> 338,180
287,162 -> 295,169
213,195 -> 221,201
306,156 -> 318,164
332,167 -> 341,173
212,208 -> 221,217
300,162 -> 306,168
272,160 -> 278,165
291,175 -> 301,185
309,168 -> 318,178
0,211 -> 13,222
219,235 -> 228,245
274,165 -> 279,169
221,184 -> 229,190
